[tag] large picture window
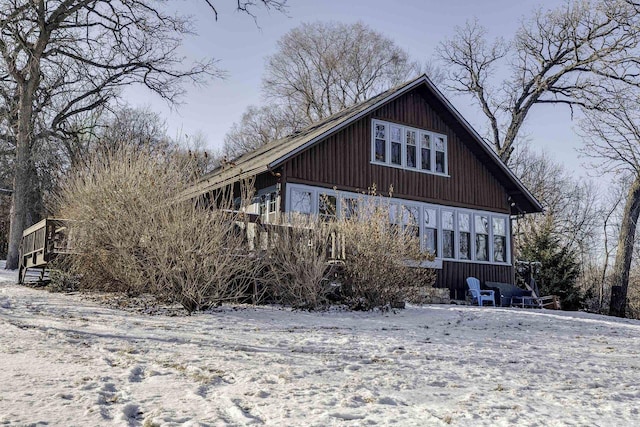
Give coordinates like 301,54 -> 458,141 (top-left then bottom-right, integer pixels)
286,184 -> 510,264
371,119 -> 448,176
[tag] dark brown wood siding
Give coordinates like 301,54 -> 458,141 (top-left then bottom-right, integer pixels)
282,90 -> 510,213
282,87 -> 515,292
436,262 -> 515,301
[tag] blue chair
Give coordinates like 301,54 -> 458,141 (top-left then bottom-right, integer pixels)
466,277 -> 495,307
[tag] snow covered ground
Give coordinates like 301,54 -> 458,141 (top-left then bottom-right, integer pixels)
1,263 -> 640,426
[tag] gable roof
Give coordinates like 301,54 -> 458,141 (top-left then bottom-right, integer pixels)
182,75 -> 543,214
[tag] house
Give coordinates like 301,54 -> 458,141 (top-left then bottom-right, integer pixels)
182,75 -> 543,300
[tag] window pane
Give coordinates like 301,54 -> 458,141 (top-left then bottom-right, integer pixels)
442,210 -> 454,230
443,230 -> 454,258
494,236 -> 506,262
406,130 -> 416,145
389,204 -> 399,224
424,208 -> 437,228
475,215 -> 489,234
458,213 -> 470,232
391,141 -> 402,165
476,234 -> 489,261
406,145 -> 416,168
435,151 -> 445,173
391,126 -> 401,142
291,189 -> 312,214
319,194 -> 336,219
259,195 -> 267,215
424,228 -> 437,255
421,133 -> 431,148
493,217 -> 506,236
375,123 -> 386,139
343,198 -> 358,219
435,135 -> 445,151
421,147 -> 431,170
268,192 -> 277,213
375,139 -> 386,162
459,232 -> 471,260
402,206 -> 419,225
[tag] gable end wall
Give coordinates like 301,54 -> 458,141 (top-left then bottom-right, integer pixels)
282,89 -> 510,213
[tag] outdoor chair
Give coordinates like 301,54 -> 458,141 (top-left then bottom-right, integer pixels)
466,277 -> 495,307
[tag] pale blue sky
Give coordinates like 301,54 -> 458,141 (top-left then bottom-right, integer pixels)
128,0 -> 582,174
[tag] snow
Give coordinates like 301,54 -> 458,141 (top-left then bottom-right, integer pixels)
1,262 -> 640,426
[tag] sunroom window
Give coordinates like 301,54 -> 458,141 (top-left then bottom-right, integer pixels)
458,212 -> 471,260
493,217 -> 507,262
401,205 -> 419,238
319,193 -> 337,221
475,214 -> 489,261
291,189 -> 312,214
442,210 -> 455,259
424,207 -> 438,256
371,119 -> 447,176
285,184 -> 511,265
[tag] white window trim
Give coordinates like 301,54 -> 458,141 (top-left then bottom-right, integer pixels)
371,119 -> 449,177
285,183 -> 511,265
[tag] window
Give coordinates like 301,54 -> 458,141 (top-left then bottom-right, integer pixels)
442,210 -> 454,259
291,189 -> 312,214
371,119 -> 448,176
268,192 -> 277,213
421,133 -> 431,171
458,212 -> 471,260
406,130 -> 417,168
435,135 -> 447,173
391,125 -> 402,165
258,194 -> 267,216
374,122 -> 386,162
475,214 -> 489,261
343,198 -> 358,219
493,217 -> 507,262
401,205 -> 419,238
424,207 -> 438,255
319,194 -> 337,221
285,184 -> 510,264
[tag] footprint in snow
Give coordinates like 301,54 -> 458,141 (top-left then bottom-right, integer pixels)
119,402 -> 144,424
128,366 -> 144,382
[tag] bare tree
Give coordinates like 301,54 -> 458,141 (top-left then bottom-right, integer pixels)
510,145 -> 602,257
580,87 -> 640,317
61,106 -> 172,169
2,0 -> 286,270
438,1 -> 640,163
222,104 -> 306,160
263,21 -> 420,124
222,20 -> 420,159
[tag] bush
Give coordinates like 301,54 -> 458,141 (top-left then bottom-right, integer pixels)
260,216 -> 336,309
336,190 -> 436,310
55,148 -> 257,312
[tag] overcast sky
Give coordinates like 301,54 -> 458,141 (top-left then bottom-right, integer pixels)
127,0 -> 585,175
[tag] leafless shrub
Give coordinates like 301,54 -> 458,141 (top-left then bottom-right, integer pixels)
54,148 -> 257,312
260,216 -> 336,309
336,188 -> 437,310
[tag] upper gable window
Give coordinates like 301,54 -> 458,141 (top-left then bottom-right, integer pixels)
371,119 -> 448,176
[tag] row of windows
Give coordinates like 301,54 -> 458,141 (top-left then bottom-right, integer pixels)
287,184 -> 510,265
371,119 -> 448,175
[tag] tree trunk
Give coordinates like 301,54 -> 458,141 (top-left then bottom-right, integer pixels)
5,84 -> 35,270
609,175 -> 640,317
